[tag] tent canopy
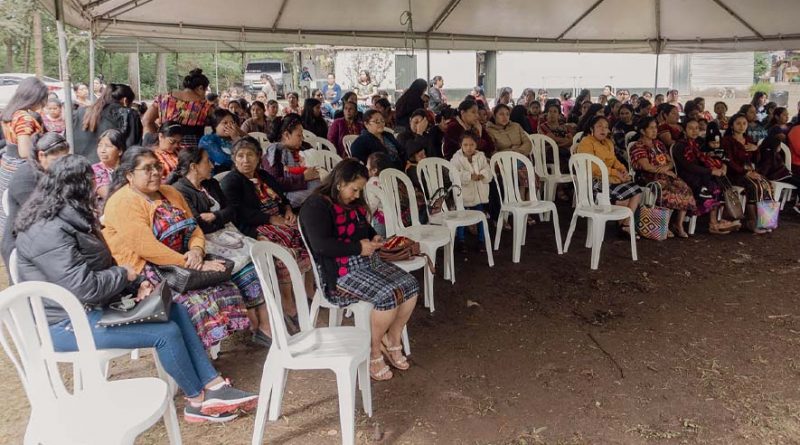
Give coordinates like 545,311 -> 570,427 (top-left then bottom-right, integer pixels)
40,0 -> 800,54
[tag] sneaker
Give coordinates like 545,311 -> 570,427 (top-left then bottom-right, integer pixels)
252,329 -> 272,348
184,404 -> 238,423
201,381 -> 259,415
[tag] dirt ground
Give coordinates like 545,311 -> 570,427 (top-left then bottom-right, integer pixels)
3,205 -> 800,445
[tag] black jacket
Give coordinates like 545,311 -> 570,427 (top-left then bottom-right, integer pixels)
299,194 -> 375,292
72,103 -> 143,162
350,130 -> 406,170
171,177 -> 235,234
1,160 -> 41,270
16,205 -> 129,324
220,168 -> 290,238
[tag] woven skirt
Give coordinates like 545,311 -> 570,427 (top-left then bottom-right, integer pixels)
144,264 -> 250,349
256,223 -> 312,283
326,255 -> 420,311
593,179 -> 642,203
0,154 -> 24,233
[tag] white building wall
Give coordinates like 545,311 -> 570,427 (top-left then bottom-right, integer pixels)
415,50 -> 477,89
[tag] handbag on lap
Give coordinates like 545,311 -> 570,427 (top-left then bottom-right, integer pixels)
154,254 -> 234,293
98,282 -> 172,327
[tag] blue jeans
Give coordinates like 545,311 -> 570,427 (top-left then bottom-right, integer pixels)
455,204 -> 486,242
49,304 -> 218,398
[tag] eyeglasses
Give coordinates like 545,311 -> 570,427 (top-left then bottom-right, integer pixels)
134,163 -> 163,174
368,119 -> 385,125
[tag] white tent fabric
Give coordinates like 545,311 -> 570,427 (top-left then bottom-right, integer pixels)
40,0 -> 800,54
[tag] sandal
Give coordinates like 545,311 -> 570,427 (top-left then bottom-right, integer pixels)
381,336 -> 410,370
618,223 -> 641,240
369,356 -> 393,381
708,225 -> 731,235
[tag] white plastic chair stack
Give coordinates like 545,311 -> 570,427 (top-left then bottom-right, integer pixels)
771,143 -> 797,210
490,151 -> 563,263
0,282 -> 181,445
380,168 -> 453,291
249,241 -> 371,445
342,134 -> 358,158
529,134 -> 572,219
564,153 -> 637,270
417,157 -> 494,278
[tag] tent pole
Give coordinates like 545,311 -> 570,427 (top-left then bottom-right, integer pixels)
214,42 -> 219,93
136,40 -> 141,99
425,36 -> 431,83
654,53 -> 659,92
89,28 -> 96,105
54,0 -> 74,151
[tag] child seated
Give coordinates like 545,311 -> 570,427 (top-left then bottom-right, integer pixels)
450,131 -> 492,253
365,152 -> 392,237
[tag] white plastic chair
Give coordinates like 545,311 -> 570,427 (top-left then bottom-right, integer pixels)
302,129 -> 317,142
623,131 -> 637,148
248,131 -> 270,150
380,169 -> 453,284
529,134 -> 572,218
490,151 -> 563,263
384,128 -> 397,137
214,170 -> 230,182
564,153 -> 637,270
570,131 -> 584,155
771,143 -> 796,210
1,188 -> 9,216
342,134 -> 358,158
249,241 -> 371,445
417,157 -> 494,279
316,137 -> 337,152
0,281 -> 181,445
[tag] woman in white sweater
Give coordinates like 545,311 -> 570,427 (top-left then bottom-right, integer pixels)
450,131 -> 492,253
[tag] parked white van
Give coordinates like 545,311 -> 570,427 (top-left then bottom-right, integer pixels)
243,59 -> 292,98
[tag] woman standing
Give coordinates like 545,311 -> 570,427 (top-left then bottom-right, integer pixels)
356,70 -> 377,103
103,147 -> 250,348
143,68 -> 214,149
300,98 -> 328,139
199,109 -> 245,173
427,76 -> 447,113
576,116 -> 642,236
300,159 -> 419,381
73,83 -> 142,162
443,100 -> 495,160
631,117 -> 698,238
73,82 -> 92,108
169,147 -> 274,348
17,155 -> 257,423
0,77 -> 48,231
327,101 -> 364,157
92,129 -> 126,212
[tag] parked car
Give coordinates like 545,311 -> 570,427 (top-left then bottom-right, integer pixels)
243,59 -> 292,98
0,73 -> 65,111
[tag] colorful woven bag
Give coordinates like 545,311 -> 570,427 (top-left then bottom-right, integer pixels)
749,177 -> 779,230
637,182 -> 672,241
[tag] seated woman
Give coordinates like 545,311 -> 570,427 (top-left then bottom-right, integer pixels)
1,132 -> 70,269
300,98 -> 329,139
220,137 -> 314,320
327,101 -> 364,157
487,104 -> 533,156
92,129 -> 126,212
634,99 -> 652,125
576,103 -> 605,136
509,105 -> 533,134
261,116 -> 321,208
240,100 -> 270,134
721,113 -> 772,234
151,121 -> 183,180
656,103 -> 684,147
300,159 -> 419,381
739,104 -> 768,143
673,118 -> 740,234
612,104 -> 637,164
443,100 -> 495,160
767,107 -> 790,142
630,117 -> 698,238
199,108 -> 245,173
17,155 -> 257,423
538,101 -> 574,161
397,109 -> 436,159
350,109 -> 406,169
169,147 -> 273,348
103,146 -> 250,348
576,116 -> 642,237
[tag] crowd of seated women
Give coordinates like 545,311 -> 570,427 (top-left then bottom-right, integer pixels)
4,68 -> 800,427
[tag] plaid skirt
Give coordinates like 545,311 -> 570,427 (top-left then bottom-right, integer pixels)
144,264 -> 250,349
0,154 -> 24,233
256,223 -> 312,283
593,179 -> 642,203
325,255 -> 420,311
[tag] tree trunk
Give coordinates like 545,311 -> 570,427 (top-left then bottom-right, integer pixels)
33,10 -> 43,77
23,37 -> 30,73
5,39 -> 13,72
155,53 -> 168,93
127,52 -> 140,98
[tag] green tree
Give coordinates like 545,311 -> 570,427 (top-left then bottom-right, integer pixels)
754,52 -> 770,81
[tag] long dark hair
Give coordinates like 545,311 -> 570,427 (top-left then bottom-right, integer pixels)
270,113 -> 302,144
750,91 -> 766,109
183,68 -> 210,91
509,105 -> 533,133
314,158 -> 369,208
2,77 -> 48,122
768,107 -> 788,128
30,132 -> 70,169
82,83 -> 136,132
300,98 -> 326,130
167,146 -> 206,185
15,155 -> 97,233
395,78 -> 428,118
577,103 -> 605,134
108,146 -> 157,197
724,113 -> 749,137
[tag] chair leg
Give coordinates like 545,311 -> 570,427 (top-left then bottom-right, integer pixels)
585,219 -> 594,248
590,221 -> 605,270
329,307 -> 344,327
481,217 -> 494,267
550,208 -> 563,254
629,217 -> 638,262
424,263 -> 434,313
309,294 -> 321,327
512,212 -> 524,263
335,366 -> 359,445
267,367 -> 288,421
563,212 -> 579,253
357,357 -> 373,417
521,215 -> 528,246
448,226 -> 457,284
401,325 -> 411,356
688,216 -> 697,235
493,211 -> 506,251
209,342 -> 220,360
251,360 -> 276,445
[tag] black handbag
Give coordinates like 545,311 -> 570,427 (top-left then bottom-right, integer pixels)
154,254 -> 234,293
427,184 -> 462,216
98,282 -> 173,327
718,176 -> 744,221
